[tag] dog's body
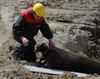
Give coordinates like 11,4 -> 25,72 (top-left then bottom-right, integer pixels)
36,43 -> 100,74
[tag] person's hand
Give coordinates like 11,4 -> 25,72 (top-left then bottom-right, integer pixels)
21,37 -> 29,46
48,39 -> 55,48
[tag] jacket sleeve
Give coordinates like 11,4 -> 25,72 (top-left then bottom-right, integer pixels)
39,19 -> 53,39
12,15 -> 25,43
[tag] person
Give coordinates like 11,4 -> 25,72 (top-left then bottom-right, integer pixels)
12,3 -> 55,62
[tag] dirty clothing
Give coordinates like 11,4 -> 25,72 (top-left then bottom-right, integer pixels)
12,8 -> 53,62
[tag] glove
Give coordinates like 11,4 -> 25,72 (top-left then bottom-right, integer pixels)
48,39 -> 55,48
21,37 -> 29,47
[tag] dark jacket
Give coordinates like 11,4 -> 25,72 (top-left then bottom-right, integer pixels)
12,8 -> 53,44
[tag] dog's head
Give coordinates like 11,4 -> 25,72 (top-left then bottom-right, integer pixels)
36,43 -> 49,54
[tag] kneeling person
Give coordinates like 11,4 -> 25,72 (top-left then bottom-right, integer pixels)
12,3 -> 55,62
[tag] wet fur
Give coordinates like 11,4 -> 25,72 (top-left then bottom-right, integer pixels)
36,43 -> 100,74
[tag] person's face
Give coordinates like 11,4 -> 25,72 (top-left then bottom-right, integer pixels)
33,12 -> 41,19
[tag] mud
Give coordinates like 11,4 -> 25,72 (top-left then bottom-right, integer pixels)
0,0 -> 100,79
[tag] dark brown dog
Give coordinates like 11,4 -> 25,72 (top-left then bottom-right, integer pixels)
36,43 -> 100,74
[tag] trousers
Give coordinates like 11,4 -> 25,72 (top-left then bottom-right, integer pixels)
13,41 -> 36,62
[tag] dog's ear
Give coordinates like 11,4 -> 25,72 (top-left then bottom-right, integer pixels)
41,43 -> 47,47
36,43 -> 48,52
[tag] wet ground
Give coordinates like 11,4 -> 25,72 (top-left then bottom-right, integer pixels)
0,0 -> 100,79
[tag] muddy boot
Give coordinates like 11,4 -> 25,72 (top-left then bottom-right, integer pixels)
12,45 -> 24,60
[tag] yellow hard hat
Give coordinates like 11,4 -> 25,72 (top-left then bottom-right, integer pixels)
33,3 -> 45,17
